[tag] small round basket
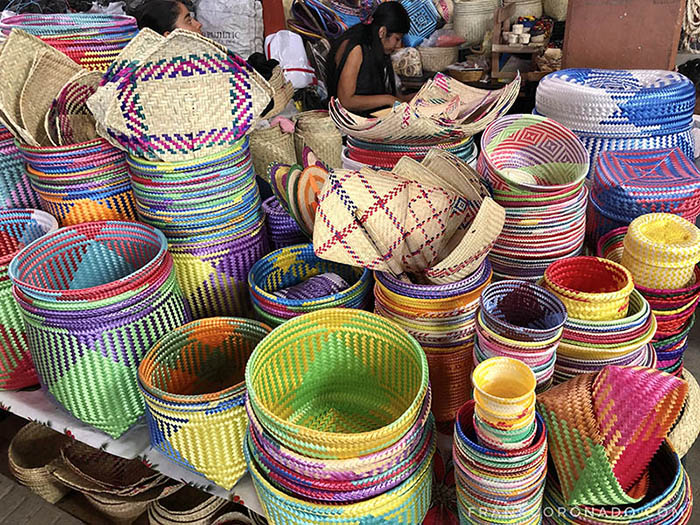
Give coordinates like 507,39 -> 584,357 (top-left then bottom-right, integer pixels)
418,46 -> 459,72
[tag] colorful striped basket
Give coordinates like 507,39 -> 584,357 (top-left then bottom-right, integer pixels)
374,258 -> 492,421
0,209 -> 58,390
0,126 -> 40,208
8,221 -> 191,437
543,256 -> 635,321
478,114 -> 589,281
542,440 -> 693,524
138,317 -> 271,489
17,139 -> 137,227
537,366 -> 687,507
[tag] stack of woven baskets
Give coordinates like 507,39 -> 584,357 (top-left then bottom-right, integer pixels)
0,126 -> 39,208
139,318 -> 271,489
540,256 -> 657,382
539,366 -> 690,523
536,69 -> 696,175
453,357 -> 548,523
374,258 -> 492,422
587,148 -> 700,248
0,13 -> 138,72
88,28 -> 274,317
478,114 -> 590,281
0,209 -> 58,390
248,244 -> 372,327
475,281 -> 567,392
332,73 -> 521,171
244,310 -> 435,523
8,221 -> 191,437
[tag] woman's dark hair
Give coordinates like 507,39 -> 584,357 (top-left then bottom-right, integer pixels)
327,1 -> 411,99
132,0 -> 181,34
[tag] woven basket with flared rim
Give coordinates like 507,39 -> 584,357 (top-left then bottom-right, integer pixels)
138,318 -> 271,490
418,46 -> 458,73
668,368 -> 700,458
245,309 -> 430,460
148,485 -> 233,525
250,125 -> 296,182
294,110 -> 343,169
8,422 -> 72,503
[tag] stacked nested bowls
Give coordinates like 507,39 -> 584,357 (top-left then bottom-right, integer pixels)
244,310 -> 435,524
453,357 -> 548,524
536,69 -> 696,174
8,221 -> 191,437
17,139 -> 137,227
0,126 -> 39,208
475,281 -> 567,392
374,258 -> 492,422
587,148 -> 700,248
138,318 -> 271,489
127,139 -> 266,318
248,244 -> 372,327
0,14 -> 138,72
477,114 -> 589,281
0,209 -> 58,390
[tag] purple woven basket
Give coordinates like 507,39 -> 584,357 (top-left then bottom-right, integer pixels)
263,196 -> 307,251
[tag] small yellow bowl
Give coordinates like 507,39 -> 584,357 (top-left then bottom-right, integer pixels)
471,356 -> 536,410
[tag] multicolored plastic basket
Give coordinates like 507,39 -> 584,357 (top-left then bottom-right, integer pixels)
0,126 -> 40,208
245,309 -> 430,460
248,243 -> 371,327
0,209 -> 58,390
537,366 -> 687,507
138,317 -> 271,489
262,197 -> 307,251
8,221 -> 191,437
17,139 -> 137,227
543,256 -> 634,321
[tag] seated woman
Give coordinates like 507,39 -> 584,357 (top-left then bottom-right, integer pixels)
327,2 -> 412,115
133,0 -> 203,36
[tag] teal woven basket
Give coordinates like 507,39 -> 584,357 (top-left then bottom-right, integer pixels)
9,221 -> 191,437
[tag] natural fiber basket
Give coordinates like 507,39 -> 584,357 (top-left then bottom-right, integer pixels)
668,368 -> 700,458
245,309 -> 430,460
8,422 -> 72,503
543,256 -> 635,321
139,318 -> 271,490
0,209 -> 57,390
250,125 -> 296,182
148,485 -> 233,525
9,221 -> 191,437
418,46 -> 458,72
294,110 -> 343,169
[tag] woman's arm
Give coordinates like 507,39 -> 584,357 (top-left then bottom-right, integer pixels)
337,45 -> 399,112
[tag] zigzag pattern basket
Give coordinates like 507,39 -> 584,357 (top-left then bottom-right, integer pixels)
0,126 -> 40,208
139,317 -> 271,489
9,221 -> 191,437
0,209 -> 58,390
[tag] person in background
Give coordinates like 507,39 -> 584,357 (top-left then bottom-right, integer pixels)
133,0 -> 203,36
327,1 -> 413,115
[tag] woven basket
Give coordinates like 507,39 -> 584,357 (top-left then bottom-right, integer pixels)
453,0 -> 498,46
418,46 -> 459,72
262,196 -> 307,251
211,512 -> 253,525
8,422 -> 72,503
9,221 -> 191,438
294,110 -> 343,169
139,318 -> 271,490
543,0 -> 567,20
537,366 -> 687,506
543,256 -> 634,321
50,70 -> 101,146
668,369 -> 700,458
250,126 -> 296,182
0,209 -> 57,390
505,0 -> 543,20
0,126 -> 40,208
148,485 -> 233,525
245,309 -> 429,459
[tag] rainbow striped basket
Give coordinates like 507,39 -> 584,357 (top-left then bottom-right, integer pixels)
0,126 -> 39,208
138,317 -> 271,490
0,209 -> 58,390
8,221 -> 191,437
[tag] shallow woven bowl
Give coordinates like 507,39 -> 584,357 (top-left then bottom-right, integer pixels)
480,114 -> 589,193
544,256 -> 634,321
471,356 -> 536,415
245,309 -> 429,460
479,280 -> 567,342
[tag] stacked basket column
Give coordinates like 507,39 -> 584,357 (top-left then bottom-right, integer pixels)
0,126 -> 40,208
127,139 -> 266,318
